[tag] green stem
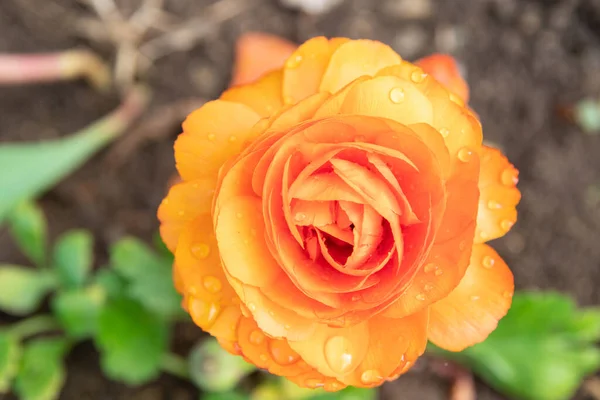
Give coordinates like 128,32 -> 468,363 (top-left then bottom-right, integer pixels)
161,352 -> 190,380
7,315 -> 60,338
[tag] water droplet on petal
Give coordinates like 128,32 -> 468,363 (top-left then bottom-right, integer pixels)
202,275 -> 222,293
435,269 -> 443,276
423,283 -> 434,292
439,128 -> 450,137
389,87 -> 405,103
269,340 -> 300,365
482,256 -> 495,269
503,291 -> 513,299
324,336 -> 356,374
501,219 -> 514,231
228,135 -> 237,142
416,293 -> 426,301
424,263 -> 437,273
305,378 -> 324,388
351,295 -> 361,302
360,369 -> 383,384
177,210 -> 185,217
488,200 -> 503,210
249,330 -> 265,345
207,133 -> 216,141
188,298 -> 220,328
284,95 -> 294,105
410,70 -> 427,83
191,243 -> 210,259
286,54 -> 303,69
248,303 -> 257,312
259,354 -> 268,362
236,212 -> 243,219
479,231 -> 489,240
459,240 -> 467,251
470,295 -> 480,301
295,213 -> 306,221
458,147 -> 473,162
501,168 -> 518,186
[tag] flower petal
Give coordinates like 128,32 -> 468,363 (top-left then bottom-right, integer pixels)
428,244 -> 514,351
221,70 -> 283,117
158,178 -> 216,252
416,54 -> 469,103
342,308 -> 429,387
283,37 -> 349,104
231,32 -> 296,87
175,100 -> 261,181
320,40 -> 402,94
175,214 -> 241,341
475,145 -> 521,243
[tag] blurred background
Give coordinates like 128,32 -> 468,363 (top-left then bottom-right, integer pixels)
1,0 -> 600,399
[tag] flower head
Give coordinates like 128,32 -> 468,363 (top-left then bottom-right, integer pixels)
158,37 -> 520,390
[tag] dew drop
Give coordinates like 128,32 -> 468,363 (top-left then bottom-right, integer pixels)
177,210 -> 185,217
248,303 -> 257,312
355,135 -> 366,142
207,133 -> 216,141
324,336 -> 356,374
284,95 -> 294,105
459,240 -> 467,251
269,340 -> 300,365
228,135 -> 237,143
439,128 -> 450,137
435,269 -> 443,276
202,275 -> 222,293
259,354 -> 268,362
458,147 -> 473,162
188,286 -> 199,296
479,230 -> 489,240
327,381 -> 342,391
295,212 -> 306,221
249,330 -> 265,345
286,54 -> 303,69
487,200 -> 503,210
503,291 -> 513,299
389,87 -> 405,103
236,212 -> 243,219
360,369 -> 383,384
470,295 -> 480,301
410,70 -> 428,83
424,263 -> 437,273
423,283 -> 434,292
351,295 -> 361,302
482,256 -> 495,269
501,168 -> 518,186
191,243 -> 210,259
305,378 -> 324,388
415,293 -> 426,301
187,298 -> 220,328
250,228 -> 258,237
501,219 -> 514,231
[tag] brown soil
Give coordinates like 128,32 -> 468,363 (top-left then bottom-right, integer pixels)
1,0 -> 600,399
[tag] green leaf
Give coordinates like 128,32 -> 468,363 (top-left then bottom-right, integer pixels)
14,337 -> 68,400
95,297 -> 169,385
109,237 -> 182,319
0,266 -> 55,316
93,268 -> 127,298
0,332 -> 22,393
203,392 -> 248,400
6,201 -> 47,267
52,230 -> 94,288
51,285 -> 105,339
430,291 -> 600,400
307,387 -> 375,400
0,86 -> 149,221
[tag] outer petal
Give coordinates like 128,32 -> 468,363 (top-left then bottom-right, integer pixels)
475,145 -> 521,243
341,309 -> 429,387
221,70 -> 284,118
174,100 -> 261,181
231,32 -> 296,87
428,244 -> 514,351
283,37 -> 349,104
416,54 -> 469,103
319,40 -> 402,94
175,214 -> 242,342
158,179 -> 216,252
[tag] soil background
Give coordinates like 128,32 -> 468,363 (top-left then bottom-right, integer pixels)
1,0 -> 600,399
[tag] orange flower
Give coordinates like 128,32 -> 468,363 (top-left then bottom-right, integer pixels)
158,37 -> 520,390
